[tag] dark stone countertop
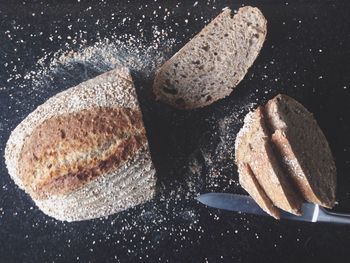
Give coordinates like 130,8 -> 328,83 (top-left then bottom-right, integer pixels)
0,0 -> 349,262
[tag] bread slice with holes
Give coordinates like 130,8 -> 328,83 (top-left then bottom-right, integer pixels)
153,6 -> 267,109
5,68 -> 156,222
235,107 -> 303,217
265,94 -> 337,208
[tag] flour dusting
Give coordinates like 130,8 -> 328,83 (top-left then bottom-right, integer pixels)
25,35 -> 175,93
1,3 -> 262,259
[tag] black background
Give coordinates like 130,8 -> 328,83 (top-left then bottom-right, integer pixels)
0,0 -> 350,262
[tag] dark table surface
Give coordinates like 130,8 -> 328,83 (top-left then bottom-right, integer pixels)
0,0 -> 350,262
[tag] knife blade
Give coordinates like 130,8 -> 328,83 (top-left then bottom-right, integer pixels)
196,193 -> 350,224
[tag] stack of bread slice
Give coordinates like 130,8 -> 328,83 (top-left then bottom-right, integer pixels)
235,94 -> 337,219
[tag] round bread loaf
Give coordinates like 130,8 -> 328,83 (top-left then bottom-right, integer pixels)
5,68 -> 156,222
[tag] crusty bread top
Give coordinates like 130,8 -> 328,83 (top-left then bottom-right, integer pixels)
19,107 -> 147,200
153,6 -> 267,109
5,68 -> 142,194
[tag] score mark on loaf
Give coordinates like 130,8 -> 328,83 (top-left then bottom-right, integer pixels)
5,68 -> 156,222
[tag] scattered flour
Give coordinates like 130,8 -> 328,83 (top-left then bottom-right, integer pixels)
0,3 -> 265,259
25,35 -> 176,92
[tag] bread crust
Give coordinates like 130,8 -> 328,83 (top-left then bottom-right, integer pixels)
238,163 -> 280,219
5,68 -> 156,221
20,107 -> 147,200
35,147 -> 155,222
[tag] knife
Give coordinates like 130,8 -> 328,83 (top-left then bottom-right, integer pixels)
196,193 -> 350,224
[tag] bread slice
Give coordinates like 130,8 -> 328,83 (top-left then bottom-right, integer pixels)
5,68 -> 156,221
153,6 -> 267,109
265,94 -> 337,208
235,107 -> 303,216
238,163 -> 280,219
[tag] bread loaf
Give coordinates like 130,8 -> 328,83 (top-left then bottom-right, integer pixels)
235,94 -> 337,218
153,6 -> 267,109
5,68 -> 156,222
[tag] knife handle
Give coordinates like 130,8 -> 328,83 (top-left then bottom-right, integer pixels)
317,206 -> 350,224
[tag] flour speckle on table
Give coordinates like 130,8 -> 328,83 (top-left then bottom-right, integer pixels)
0,12 -> 272,260
2,26 -> 234,258
28,35 -> 175,91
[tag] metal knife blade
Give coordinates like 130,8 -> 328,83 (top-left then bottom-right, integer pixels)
196,193 -> 317,222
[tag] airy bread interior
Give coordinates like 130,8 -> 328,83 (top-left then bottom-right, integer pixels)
153,6 -> 267,109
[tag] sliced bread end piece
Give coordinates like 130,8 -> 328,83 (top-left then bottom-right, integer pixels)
153,6 -> 267,109
238,163 -> 280,219
265,94 -> 337,208
235,107 -> 303,216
